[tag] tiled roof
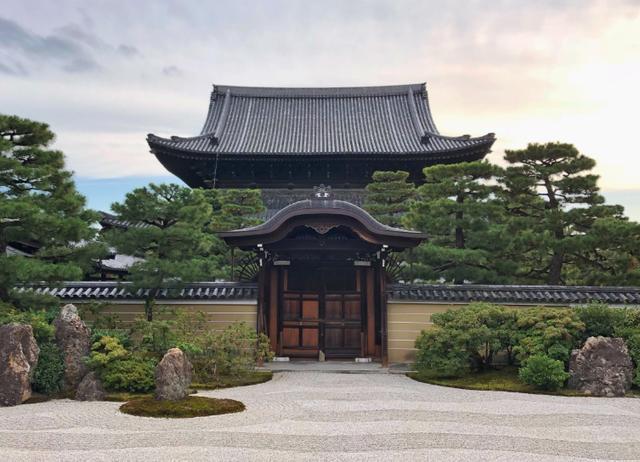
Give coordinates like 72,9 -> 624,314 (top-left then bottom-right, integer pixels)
16,282 -> 640,305
147,83 -> 495,157
389,284 -> 640,305
100,212 -> 150,230
17,282 -> 258,301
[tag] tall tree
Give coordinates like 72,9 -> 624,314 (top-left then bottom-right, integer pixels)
105,183 -> 216,320
501,142 -> 623,285
404,161 -> 508,284
364,171 -> 416,227
204,189 -> 265,280
0,114 -> 102,306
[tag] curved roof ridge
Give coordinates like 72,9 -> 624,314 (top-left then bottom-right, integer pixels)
212,83 -> 426,98
219,197 -> 425,238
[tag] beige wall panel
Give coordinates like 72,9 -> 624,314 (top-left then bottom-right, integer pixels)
73,301 -> 257,331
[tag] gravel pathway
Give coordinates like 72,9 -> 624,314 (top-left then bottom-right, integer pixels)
2,372 -> 640,461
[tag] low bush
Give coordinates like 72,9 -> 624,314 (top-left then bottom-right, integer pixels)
414,328 -> 470,378
518,354 -> 569,391
31,343 -> 65,394
101,357 -> 156,393
90,329 -> 131,348
513,307 -> 584,363
576,303 -> 626,341
87,335 -> 156,393
0,308 -> 55,343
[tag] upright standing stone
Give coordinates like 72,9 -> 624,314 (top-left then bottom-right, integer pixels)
54,304 -> 91,392
155,348 -> 192,401
0,323 -> 40,406
568,336 -> 634,397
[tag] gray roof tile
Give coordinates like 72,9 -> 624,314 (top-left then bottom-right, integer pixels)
389,284 -> 640,305
148,83 -> 495,157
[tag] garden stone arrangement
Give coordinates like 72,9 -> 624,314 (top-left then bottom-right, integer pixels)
155,347 -> 193,401
0,323 -> 39,406
568,336 -> 634,397
53,304 -> 91,392
76,371 -> 106,401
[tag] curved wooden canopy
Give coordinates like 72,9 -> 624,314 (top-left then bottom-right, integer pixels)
219,199 -> 426,251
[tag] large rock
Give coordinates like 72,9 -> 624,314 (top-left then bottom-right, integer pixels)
568,336 -> 634,397
0,323 -> 39,406
155,348 -> 192,401
54,304 -> 91,392
76,372 -> 105,401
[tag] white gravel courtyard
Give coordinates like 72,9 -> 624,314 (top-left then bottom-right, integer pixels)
2,371 -> 640,461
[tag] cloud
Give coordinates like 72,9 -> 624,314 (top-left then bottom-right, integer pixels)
0,16 -> 99,74
162,65 -> 182,77
117,44 -> 140,58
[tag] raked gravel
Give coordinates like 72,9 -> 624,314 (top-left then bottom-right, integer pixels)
1,372 -> 640,461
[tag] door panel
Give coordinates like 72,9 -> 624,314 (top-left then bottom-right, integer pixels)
279,266 -> 363,358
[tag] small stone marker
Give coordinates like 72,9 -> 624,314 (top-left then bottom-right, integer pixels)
155,348 -> 193,401
568,336 -> 634,397
0,323 -> 39,406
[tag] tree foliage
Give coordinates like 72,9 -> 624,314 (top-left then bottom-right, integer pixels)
501,142 -> 632,284
0,114 -> 104,306
105,183 -> 218,320
404,161 -> 508,283
364,171 -> 416,227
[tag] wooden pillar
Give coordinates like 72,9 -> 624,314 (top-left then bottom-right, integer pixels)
268,265 -> 279,353
256,264 -> 266,334
365,267 -> 376,357
379,264 -> 389,367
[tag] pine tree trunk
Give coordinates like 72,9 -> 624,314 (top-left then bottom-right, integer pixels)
547,250 -> 564,285
145,295 -> 155,322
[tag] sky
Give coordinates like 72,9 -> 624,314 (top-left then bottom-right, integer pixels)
1,0 -> 639,217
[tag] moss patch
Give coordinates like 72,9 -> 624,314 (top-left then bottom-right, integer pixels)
119,396 -> 245,418
104,391 -> 154,402
408,367 -> 597,397
192,370 -> 272,390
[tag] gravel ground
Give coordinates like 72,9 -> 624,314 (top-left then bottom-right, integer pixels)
1,372 -> 640,461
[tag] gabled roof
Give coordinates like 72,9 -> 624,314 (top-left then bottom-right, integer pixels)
219,196 -> 426,250
147,83 -> 495,157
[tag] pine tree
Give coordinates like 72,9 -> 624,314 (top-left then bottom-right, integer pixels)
0,114 -> 103,306
501,142 -> 624,285
204,189 -> 265,280
105,183 -> 217,320
364,171 -> 416,227
404,161 -> 509,284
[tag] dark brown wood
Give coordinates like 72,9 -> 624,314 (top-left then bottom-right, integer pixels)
379,264 -> 389,367
268,266 -> 278,353
366,267 -> 376,357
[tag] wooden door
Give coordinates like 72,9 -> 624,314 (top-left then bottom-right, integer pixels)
279,264 -> 363,358
323,293 -> 362,358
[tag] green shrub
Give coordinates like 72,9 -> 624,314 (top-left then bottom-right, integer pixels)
576,303 -> 626,341
91,329 -> 131,348
431,303 -> 518,368
414,328 -> 470,378
518,354 -> 569,390
102,357 -> 156,393
514,307 -> 584,362
0,308 -> 55,343
130,317 -> 178,358
31,343 -> 65,394
86,336 -> 128,369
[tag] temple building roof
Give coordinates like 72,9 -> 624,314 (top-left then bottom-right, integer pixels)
147,83 -> 495,159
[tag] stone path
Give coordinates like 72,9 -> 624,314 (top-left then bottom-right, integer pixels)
2,372 -> 640,461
